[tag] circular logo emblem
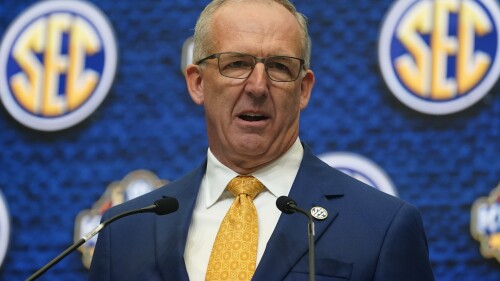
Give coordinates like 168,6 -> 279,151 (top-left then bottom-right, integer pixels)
181,36 -> 194,75
319,152 -> 398,197
0,190 -> 10,267
310,206 -> 328,220
0,0 -> 117,131
379,0 -> 500,115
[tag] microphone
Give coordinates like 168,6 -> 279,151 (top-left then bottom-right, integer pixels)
26,197 -> 179,281
276,196 -> 315,281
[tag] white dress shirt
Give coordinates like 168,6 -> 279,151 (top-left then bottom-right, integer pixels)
184,138 -> 304,281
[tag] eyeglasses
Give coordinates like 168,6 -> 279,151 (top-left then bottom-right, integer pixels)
195,52 -> 305,82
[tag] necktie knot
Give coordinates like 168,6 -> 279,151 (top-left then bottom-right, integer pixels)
227,175 -> 264,199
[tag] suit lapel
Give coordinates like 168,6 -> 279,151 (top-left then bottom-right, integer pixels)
148,147 -> 345,280
253,146 -> 344,280
154,164 -> 206,281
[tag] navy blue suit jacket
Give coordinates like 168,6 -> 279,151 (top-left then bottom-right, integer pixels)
89,146 -> 434,280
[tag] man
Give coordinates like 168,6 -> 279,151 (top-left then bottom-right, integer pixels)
89,0 -> 435,280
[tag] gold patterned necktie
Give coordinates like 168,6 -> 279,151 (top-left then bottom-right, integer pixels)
206,176 -> 264,281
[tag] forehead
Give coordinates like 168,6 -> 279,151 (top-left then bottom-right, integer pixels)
210,1 -> 303,56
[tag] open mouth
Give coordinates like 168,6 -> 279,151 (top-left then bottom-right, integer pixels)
239,113 -> 269,122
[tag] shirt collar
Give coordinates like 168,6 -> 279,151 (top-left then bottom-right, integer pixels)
204,138 -> 304,208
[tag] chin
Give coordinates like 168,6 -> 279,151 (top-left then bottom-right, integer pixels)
238,142 -> 267,154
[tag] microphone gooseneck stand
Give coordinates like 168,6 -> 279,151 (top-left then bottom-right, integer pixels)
25,197 -> 179,281
276,196 -> 315,281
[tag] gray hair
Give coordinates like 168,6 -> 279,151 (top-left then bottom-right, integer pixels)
192,0 -> 311,69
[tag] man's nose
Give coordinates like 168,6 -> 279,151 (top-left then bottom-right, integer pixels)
245,63 -> 268,95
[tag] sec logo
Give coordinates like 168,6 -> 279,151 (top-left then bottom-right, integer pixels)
0,190 -> 10,267
0,0 -> 117,131
379,0 -> 500,115
319,152 -> 398,197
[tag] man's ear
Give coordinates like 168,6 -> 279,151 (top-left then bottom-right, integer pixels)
299,69 -> 315,110
185,64 -> 204,105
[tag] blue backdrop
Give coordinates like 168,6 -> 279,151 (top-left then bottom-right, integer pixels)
0,0 -> 499,280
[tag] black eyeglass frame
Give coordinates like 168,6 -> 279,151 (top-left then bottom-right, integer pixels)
195,52 -> 306,82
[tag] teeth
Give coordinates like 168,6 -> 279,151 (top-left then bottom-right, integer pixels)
240,114 -> 267,121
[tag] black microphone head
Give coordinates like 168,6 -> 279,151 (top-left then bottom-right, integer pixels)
154,197 -> 179,215
276,196 -> 296,214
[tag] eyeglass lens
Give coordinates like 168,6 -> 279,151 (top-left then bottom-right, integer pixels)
218,53 -> 301,82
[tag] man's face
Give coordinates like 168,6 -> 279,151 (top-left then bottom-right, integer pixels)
186,1 -> 314,174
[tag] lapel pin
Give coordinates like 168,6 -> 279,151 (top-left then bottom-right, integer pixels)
310,206 -> 328,220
